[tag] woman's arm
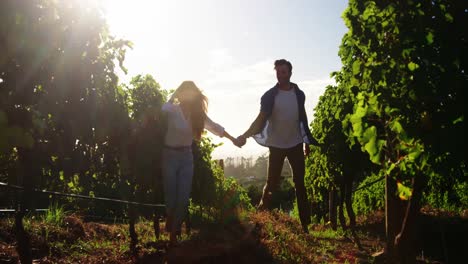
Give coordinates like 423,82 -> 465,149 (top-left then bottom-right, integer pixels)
204,116 -> 224,137
222,130 -> 236,142
205,116 -> 241,147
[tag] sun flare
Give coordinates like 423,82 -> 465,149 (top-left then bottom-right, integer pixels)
102,0 -> 172,39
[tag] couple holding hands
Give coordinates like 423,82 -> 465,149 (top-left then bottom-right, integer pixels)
162,59 -> 318,243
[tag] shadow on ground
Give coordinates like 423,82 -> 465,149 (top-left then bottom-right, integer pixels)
136,221 -> 274,264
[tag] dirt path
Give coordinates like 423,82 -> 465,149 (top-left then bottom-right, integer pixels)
136,211 -> 378,263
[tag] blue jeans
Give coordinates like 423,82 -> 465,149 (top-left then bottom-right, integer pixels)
162,147 -> 193,233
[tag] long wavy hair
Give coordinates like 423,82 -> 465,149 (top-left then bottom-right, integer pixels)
172,81 -> 208,140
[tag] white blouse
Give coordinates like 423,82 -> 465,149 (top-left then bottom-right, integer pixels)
162,102 -> 225,147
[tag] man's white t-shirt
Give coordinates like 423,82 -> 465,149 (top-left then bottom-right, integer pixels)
265,88 -> 303,148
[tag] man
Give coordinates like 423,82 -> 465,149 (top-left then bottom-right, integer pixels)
237,59 -> 318,233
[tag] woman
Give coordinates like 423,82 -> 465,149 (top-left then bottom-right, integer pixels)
161,80 -> 238,244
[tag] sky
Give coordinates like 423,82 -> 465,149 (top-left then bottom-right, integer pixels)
103,0 -> 349,159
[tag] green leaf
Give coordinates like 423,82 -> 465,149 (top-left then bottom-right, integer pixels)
402,48 -> 413,58
369,150 -> 381,164
362,7 -> 374,20
365,138 -> 377,155
408,62 -> 419,71
408,149 -> 422,161
363,127 -> 379,162
453,116 -> 463,124
397,181 -> 412,200
362,126 -> 383,164
352,121 -> 363,137
420,155 -> 429,170
362,126 -> 377,144
378,139 -> 386,150
350,77 -> 360,86
386,163 -> 396,175
355,105 -> 367,118
445,13 -> 453,23
390,120 -> 404,134
426,32 -> 434,45
352,60 -> 361,75
385,106 -> 399,115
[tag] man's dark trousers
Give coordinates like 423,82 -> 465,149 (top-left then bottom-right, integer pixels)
258,143 -> 311,230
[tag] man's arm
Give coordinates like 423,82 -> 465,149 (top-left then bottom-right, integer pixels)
237,111 -> 268,145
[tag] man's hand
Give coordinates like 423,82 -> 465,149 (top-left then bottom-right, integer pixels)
236,135 -> 247,147
232,138 -> 243,148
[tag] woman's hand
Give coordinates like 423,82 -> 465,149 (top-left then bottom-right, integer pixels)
223,131 -> 243,148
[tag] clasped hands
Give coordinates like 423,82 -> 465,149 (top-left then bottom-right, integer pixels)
232,135 -> 247,148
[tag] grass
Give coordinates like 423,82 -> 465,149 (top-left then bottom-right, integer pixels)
1,209 -> 364,263
1,207 -> 464,263
43,202 -> 67,226
247,209 -> 363,263
310,227 -> 343,239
